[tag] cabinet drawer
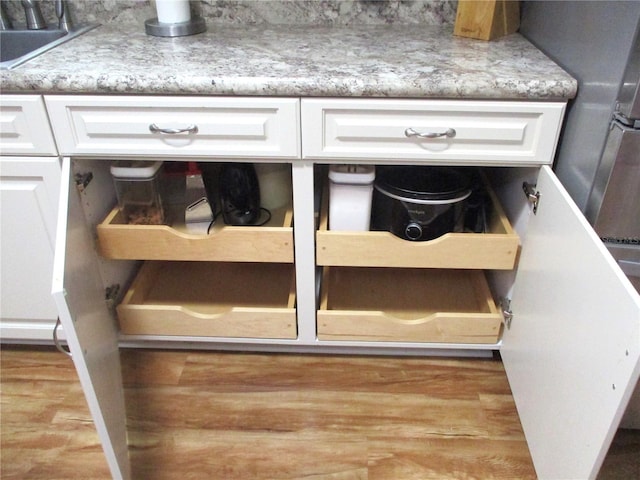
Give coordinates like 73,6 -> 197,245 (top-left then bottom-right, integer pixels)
97,203 -> 294,263
317,267 -> 502,344
117,262 -> 297,339
302,99 -> 565,165
316,173 -> 519,269
44,95 -> 300,158
0,96 -> 57,156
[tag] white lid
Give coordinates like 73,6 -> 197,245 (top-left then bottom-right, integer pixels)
329,165 -> 375,184
110,161 -> 163,179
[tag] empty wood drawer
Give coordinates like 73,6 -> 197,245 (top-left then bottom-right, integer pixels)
317,267 -> 502,344
117,261 -> 297,339
97,203 -> 294,262
316,176 -> 519,269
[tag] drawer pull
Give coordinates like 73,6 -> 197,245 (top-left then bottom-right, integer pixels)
149,123 -> 199,135
404,127 -> 456,139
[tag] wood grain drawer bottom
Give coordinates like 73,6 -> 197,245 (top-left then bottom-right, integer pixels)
117,261 -> 297,339
317,267 -> 502,344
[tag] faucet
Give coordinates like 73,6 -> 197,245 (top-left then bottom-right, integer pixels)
1,1 -> 13,30
21,0 -> 46,30
54,0 -> 73,31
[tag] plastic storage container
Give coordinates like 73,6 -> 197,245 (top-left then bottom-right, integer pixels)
110,161 -> 165,225
328,165 -> 375,231
255,163 -> 292,210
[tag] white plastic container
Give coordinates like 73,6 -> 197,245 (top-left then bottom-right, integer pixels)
255,163 -> 292,210
110,161 -> 165,225
328,165 -> 375,231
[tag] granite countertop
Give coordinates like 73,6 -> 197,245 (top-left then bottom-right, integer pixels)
0,22 -> 577,99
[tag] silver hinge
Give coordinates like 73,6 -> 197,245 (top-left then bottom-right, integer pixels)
522,182 -> 540,214
74,172 -> 93,192
105,284 -> 121,310
53,317 -> 72,358
501,298 -> 513,329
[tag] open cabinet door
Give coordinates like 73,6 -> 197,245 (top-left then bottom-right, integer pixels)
52,157 -> 131,480
502,166 -> 640,479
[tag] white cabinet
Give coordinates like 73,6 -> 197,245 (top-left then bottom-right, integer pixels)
0,95 -> 57,156
0,95 -> 61,342
301,98 -> 565,165
45,95 -> 300,159
0,157 -> 61,340
53,157 -> 129,479
49,95 -> 640,480
499,167 -> 640,479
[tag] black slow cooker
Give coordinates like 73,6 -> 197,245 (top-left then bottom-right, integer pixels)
371,166 -> 472,241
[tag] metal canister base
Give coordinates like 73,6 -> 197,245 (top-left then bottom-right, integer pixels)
144,16 -> 206,37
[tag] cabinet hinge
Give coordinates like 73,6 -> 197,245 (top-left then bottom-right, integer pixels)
105,284 -> 121,310
522,182 -> 540,214
74,172 -> 93,192
500,298 -> 513,329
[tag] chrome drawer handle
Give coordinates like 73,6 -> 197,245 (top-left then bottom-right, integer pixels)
404,127 -> 456,139
149,123 -> 199,135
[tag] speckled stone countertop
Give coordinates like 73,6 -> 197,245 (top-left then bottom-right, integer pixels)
0,22 -> 577,99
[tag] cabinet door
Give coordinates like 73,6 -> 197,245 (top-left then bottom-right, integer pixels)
502,166 -> 640,479
0,157 -> 60,340
52,158 -> 130,480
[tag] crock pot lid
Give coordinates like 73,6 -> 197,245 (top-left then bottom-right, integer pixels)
375,167 -> 471,200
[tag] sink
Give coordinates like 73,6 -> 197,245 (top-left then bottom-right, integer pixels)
0,24 -> 98,70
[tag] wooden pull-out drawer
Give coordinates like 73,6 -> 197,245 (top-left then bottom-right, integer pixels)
97,202 -> 294,263
316,173 -> 519,269
45,95 -> 300,158
302,98 -> 565,166
117,262 -> 297,339
0,96 -> 57,156
317,267 -> 502,344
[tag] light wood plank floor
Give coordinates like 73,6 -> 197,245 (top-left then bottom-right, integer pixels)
1,346 -> 637,479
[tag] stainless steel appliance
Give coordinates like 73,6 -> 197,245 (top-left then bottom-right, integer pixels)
587,30 -> 640,293
520,1 -> 640,293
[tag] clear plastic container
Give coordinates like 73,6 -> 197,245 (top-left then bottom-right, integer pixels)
110,161 -> 165,225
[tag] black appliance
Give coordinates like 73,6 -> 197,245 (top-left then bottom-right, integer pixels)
371,166 -> 472,241
219,163 -> 260,226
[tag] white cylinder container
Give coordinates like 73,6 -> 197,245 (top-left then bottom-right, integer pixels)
328,165 -> 376,231
156,0 -> 191,24
255,163 -> 292,210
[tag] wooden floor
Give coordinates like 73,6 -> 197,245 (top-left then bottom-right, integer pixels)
1,345 -> 637,479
